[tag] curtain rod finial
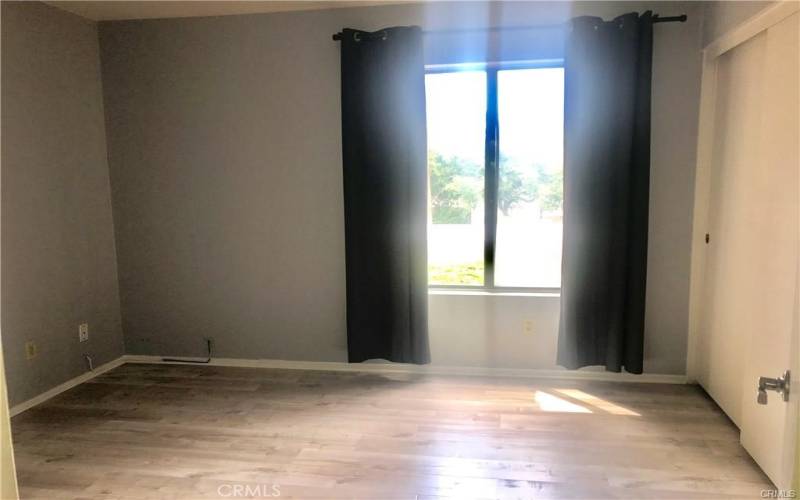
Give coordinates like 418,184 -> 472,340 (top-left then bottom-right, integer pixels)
652,13 -> 687,24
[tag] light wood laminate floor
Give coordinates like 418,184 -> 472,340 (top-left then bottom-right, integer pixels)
12,363 -> 771,499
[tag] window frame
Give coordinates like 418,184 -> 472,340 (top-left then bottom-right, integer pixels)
426,59 -> 564,294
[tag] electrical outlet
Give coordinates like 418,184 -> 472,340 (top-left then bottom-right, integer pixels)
78,323 -> 89,342
25,341 -> 38,360
523,320 -> 535,336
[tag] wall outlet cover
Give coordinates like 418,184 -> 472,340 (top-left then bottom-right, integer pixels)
25,341 -> 38,360
79,323 -> 89,342
523,320 -> 535,336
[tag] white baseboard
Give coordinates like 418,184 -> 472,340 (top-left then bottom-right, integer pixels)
9,355 -> 688,417
9,356 -> 126,417
123,355 -> 688,384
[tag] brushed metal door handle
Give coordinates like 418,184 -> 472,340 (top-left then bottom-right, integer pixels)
757,370 -> 790,404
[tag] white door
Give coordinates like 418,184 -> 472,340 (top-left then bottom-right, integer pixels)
697,7 -> 799,490
698,28 -> 767,428
739,12 -> 799,490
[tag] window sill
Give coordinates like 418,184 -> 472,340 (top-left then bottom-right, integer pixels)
428,288 -> 560,298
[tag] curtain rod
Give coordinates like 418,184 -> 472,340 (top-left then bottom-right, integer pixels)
332,14 -> 686,41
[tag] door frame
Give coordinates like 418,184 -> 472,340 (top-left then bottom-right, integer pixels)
686,0 -> 799,383
686,0 -> 800,488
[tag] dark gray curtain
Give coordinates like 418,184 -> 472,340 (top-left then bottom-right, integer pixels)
557,12 -> 653,374
339,27 -> 430,364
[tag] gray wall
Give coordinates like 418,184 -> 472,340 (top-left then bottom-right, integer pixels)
701,1 -> 774,47
98,1 -> 703,374
1,1 -> 124,405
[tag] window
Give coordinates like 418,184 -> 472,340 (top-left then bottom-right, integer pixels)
425,70 -> 486,286
425,62 -> 564,289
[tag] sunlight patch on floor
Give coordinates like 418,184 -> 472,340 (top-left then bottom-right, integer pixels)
534,390 -> 592,413
554,389 -> 641,416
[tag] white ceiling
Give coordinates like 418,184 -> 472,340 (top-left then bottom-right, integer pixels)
45,1 -> 416,21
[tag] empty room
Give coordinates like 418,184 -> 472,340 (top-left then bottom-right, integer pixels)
0,0 -> 798,498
